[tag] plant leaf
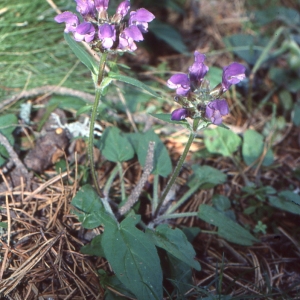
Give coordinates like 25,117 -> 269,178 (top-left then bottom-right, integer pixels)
146,224 -> 200,270
129,130 -> 172,177
150,113 -> 192,130
268,191 -> 300,215
150,20 -> 188,54
223,34 -> 263,65
293,102 -> 300,127
204,127 -> 242,157
100,215 -> 163,300
98,127 -> 135,162
108,72 -> 160,98
242,129 -> 274,166
165,254 -> 193,295
71,184 -> 113,229
187,165 -> 227,190
101,274 -> 136,299
198,204 -> 258,246
212,194 -> 231,211
0,114 -> 18,166
64,33 -> 98,75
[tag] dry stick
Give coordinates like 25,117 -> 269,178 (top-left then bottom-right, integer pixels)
0,85 -> 95,111
0,133 -> 30,182
5,194 -> 11,247
0,241 -> 9,281
119,141 -> 155,216
23,171 -> 69,202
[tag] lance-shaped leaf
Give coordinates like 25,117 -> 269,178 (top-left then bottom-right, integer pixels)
64,33 -> 98,75
198,204 -> 258,246
150,113 -> 192,130
108,72 -> 160,98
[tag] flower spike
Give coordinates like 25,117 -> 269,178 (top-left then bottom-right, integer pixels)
55,0 -> 154,53
167,51 -> 246,125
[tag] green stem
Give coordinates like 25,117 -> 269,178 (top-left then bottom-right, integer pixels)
117,161 -> 126,202
88,52 -> 108,197
156,119 -> 200,215
165,182 -> 202,215
103,164 -> 119,198
156,212 -> 198,222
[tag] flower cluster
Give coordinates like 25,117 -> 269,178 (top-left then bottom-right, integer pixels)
54,0 -> 155,52
167,51 -> 246,125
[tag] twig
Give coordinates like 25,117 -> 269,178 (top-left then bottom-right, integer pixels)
0,85 -> 95,111
119,141 -> 155,215
0,132 -> 30,185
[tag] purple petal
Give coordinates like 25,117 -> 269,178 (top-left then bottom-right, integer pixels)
188,51 -> 209,85
217,99 -> 229,115
118,26 -> 143,51
75,22 -> 93,34
222,62 -> 246,91
171,108 -> 188,121
74,22 -> 95,42
211,110 -> 222,125
167,74 -> 190,96
205,99 -> 229,125
54,11 -> 79,32
98,24 -> 116,49
99,23 -> 115,38
75,0 -> 95,17
116,0 -> 130,18
94,0 -> 109,12
129,8 -> 155,33
123,25 -> 143,41
129,8 -> 155,22
167,74 -> 189,88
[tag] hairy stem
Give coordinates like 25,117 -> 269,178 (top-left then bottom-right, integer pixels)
88,52 -> 108,197
156,119 -> 200,215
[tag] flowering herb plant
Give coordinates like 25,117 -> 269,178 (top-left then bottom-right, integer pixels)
54,1 -> 255,299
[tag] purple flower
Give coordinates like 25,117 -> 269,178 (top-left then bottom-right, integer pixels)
189,51 -> 209,88
116,0 -> 130,18
98,24 -> 116,49
54,11 -> 79,33
167,51 -> 209,97
129,8 -> 155,33
55,0 -> 155,52
167,74 -> 190,96
118,25 -> 144,51
222,62 -> 246,92
73,22 -> 95,43
171,108 -> 188,121
205,99 -> 229,125
95,0 -> 109,12
75,0 -> 96,17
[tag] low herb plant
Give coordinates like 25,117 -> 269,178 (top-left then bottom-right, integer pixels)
54,1 -> 260,298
